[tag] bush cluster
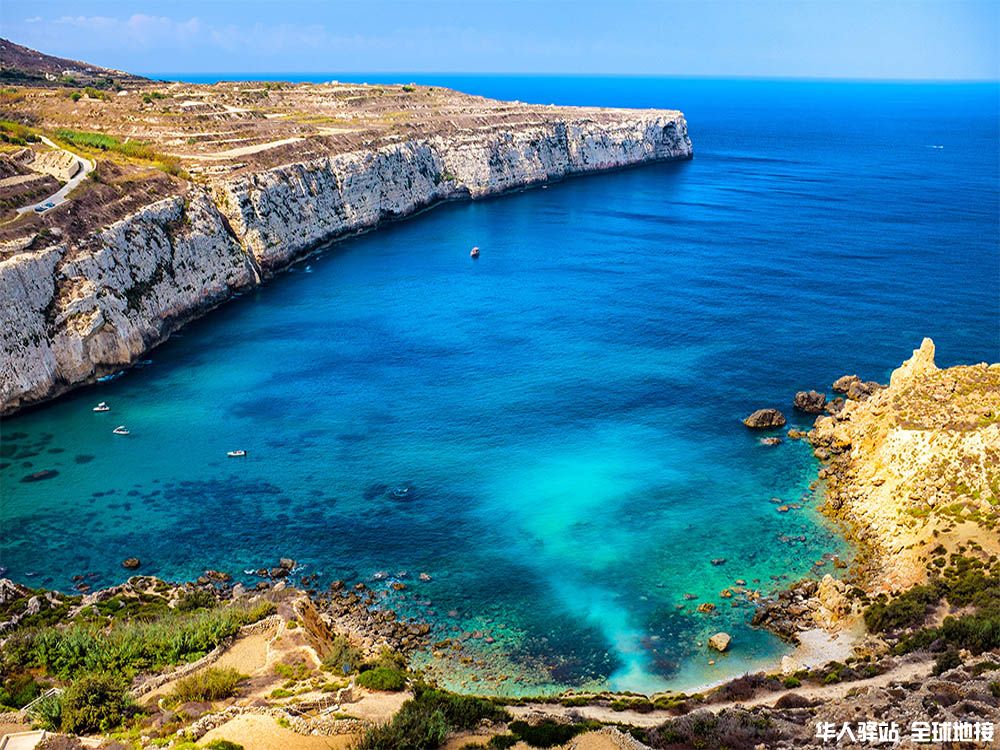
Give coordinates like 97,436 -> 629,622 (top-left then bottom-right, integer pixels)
885,556 -> 1000,655
3,600 -> 273,680
356,666 -> 407,692
53,128 -> 185,176
356,685 -> 509,750
0,673 -> 42,709
169,667 -> 245,704
645,708 -> 780,750
322,634 -> 363,674
59,673 -> 137,735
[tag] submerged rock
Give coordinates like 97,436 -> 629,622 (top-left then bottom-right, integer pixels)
20,469 -> 58,482
122,557 -> 141,570
743,409 -> 786,429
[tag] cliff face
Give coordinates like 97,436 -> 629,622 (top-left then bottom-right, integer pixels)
809,339 -> 1000,592
0,113 -> 691,413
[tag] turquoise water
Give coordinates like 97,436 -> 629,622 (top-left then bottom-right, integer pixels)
2,79 -> 998,695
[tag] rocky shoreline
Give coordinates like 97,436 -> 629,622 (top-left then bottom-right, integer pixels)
747,339 -> 1000,662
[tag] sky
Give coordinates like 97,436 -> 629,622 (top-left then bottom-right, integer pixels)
1,0 -> 997,80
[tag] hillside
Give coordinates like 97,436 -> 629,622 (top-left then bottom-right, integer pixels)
0,37 -> 146,87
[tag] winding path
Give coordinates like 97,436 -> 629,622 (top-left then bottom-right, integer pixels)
15,137 -> 94,215
509,657 -> 933,728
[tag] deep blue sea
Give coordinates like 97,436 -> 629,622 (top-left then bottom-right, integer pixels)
2,77 -> 998,695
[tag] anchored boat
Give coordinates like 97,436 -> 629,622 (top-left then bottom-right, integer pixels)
93,402 -> 110,412
227,450 -> 247,458
112,425 -> 130,435
470,246 -> 480,259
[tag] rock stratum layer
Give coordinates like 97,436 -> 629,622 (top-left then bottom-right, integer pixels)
1,112 -> 691,413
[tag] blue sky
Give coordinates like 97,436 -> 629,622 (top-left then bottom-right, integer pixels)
2,0 -> 997,79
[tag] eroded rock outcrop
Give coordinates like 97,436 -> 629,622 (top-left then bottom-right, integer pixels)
809,338 -> 1000,591
1,112 -> 692,413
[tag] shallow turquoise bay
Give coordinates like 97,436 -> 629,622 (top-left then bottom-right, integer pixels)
2,78 -> 997,694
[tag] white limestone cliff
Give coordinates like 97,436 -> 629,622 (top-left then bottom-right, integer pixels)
1,112 -> 691,413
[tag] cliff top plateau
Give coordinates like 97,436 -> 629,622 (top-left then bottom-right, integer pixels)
0,40 -> 685,259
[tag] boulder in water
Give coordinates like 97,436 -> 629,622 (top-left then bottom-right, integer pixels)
708,632 -> 731,652
743,409 -> 786,429
793,390 -> 827,413
122,557 -> 141,570
832,374 -> 860,393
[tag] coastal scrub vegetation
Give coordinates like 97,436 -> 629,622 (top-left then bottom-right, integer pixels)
53,127 -> 185,176
644,708 -> 780,750
0,592 -> 273,737
356,666 -> 407,691
167,667 -> 246,705
4,599 -> 274,679
356,684 -> 509,750
863,554 -> 1000,655
59,673 -> 137,734
322,633 -> 364,673
0,119 -> 41,146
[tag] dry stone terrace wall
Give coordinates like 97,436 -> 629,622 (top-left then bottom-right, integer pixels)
1,112 -> 691,414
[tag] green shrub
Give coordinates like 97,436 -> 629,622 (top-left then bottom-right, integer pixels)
646,708 -> 779,749
60,673 -> 137,734
26,691 -> 62,730
273,660 -> 311,681
933,649 -> 961,675
970,660 -> 999,676
4,600 -> 273,680
864,583 -> 941,633
782,676 -> 801,689
70,92 -> 82,102
82,87 -> 110,101
357,667 -> 407,692
990,681 -> 1000,698
169,667 -> 245,704
204,741 -> 244,750
508,719 -> 589,747
270,688 -> 293,698
176,589 -> 217,612
0,673 -> 42,709
372,647 -> 407,671
0,120 -> 39,144
53,128 -> 184,175
355,703 -> 448,750
486,736 -> 518,749
323,634 -> 363,674
355,686 -> 509,750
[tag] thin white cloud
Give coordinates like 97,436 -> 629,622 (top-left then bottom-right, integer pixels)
53,14 -> 203,47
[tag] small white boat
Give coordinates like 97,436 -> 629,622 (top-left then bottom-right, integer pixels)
112,425 -> 130,435
227,450 -> 247,458
470,246 -> 480,259
93,402 -> 110,412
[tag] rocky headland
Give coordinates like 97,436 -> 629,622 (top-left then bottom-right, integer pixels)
809,338 -> 1000,590
0,40 -> 692,414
